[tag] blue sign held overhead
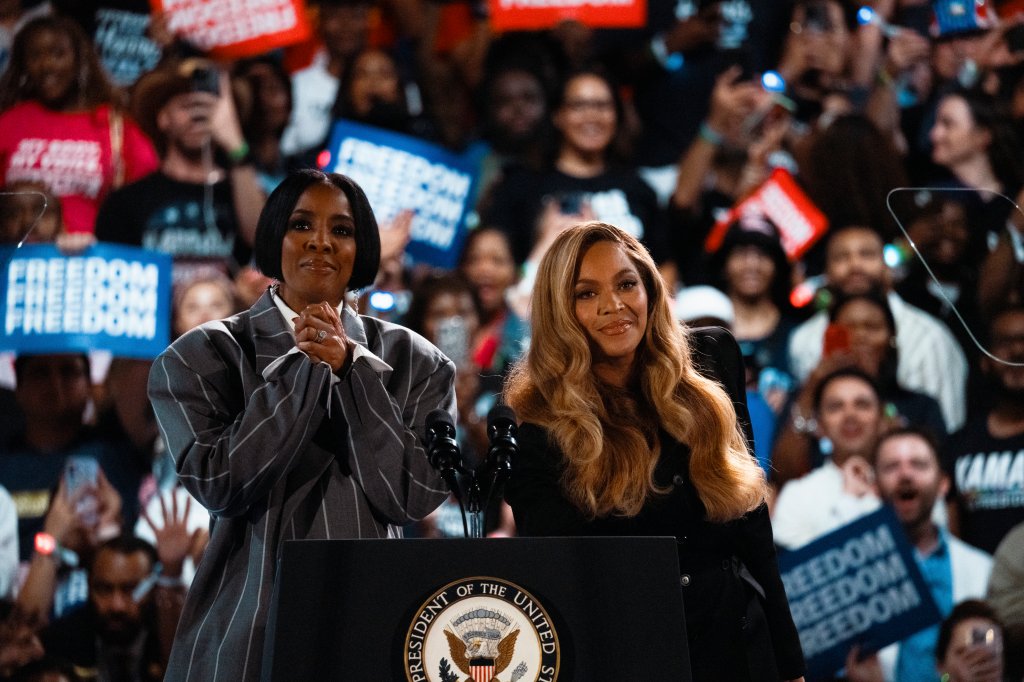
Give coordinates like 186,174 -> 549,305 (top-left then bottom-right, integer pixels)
323,120 -> 484,270
0,243 -> 172,359
777,507 -> 942,680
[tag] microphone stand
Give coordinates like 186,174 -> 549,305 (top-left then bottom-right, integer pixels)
463,465 -> 484,539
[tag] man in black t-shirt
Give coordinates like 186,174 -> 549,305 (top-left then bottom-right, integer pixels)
95,60 -> 265,284
944,306 -> 1024,554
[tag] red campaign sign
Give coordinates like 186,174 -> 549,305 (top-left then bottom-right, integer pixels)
151,0 -> 312,60
488,0 -> 646,31
705,168 -> 828,262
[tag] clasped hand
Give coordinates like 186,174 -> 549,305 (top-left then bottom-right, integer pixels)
294,303 -> 351,373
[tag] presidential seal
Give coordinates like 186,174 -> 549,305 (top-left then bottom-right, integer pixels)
404,577 -> 560,682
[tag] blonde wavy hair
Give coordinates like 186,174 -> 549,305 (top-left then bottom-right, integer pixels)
505,222 -> 767,522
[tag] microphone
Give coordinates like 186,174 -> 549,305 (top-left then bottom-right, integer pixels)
426,409 -> 463,500
486,405 -> 518,474
483,405 -> 517,532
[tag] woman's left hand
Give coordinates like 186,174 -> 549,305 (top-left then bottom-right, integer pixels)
294,303 -> 351,373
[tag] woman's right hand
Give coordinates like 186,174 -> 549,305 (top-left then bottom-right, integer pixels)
295,303 -> 352,373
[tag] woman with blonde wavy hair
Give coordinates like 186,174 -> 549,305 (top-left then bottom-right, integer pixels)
504,222 -> 805,682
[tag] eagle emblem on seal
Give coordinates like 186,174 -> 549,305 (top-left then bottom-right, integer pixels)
443,608 -> 521,682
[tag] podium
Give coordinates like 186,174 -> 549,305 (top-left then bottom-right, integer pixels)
262,536 -> 691,681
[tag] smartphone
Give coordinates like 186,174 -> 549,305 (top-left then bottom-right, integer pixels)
970,625 -> 996,647
436,316 -> 470,366
64,455 -> 98,495
823,323 -> 852,357
189,65 -> 221,96
63,455 -> 99,525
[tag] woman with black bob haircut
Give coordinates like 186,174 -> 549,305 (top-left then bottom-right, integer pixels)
148,168 -> 456,682
251,169 -> 381,290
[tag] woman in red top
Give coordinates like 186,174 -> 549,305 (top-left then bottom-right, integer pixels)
0,16 -> 157,234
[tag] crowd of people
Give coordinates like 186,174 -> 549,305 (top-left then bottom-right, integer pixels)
0,0 -> 1023,679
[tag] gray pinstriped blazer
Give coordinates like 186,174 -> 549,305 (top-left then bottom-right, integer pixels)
148,290 -> 455,681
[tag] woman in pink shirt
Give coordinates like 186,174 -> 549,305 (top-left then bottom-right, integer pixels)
0,16 -> 157,234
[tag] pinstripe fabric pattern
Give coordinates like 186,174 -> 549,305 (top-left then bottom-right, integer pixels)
148,291 -> 455,681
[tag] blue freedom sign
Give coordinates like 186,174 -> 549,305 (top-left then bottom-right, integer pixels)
777,507 -> 942,680
323,120 -> 484,269
1,243 -> 172,358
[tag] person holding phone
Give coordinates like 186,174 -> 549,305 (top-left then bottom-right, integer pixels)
772,287 -> 949,491
0,354 -> 143,565
94,57 -> 265,283
148,169 -> 456,681
936,600 -> 1006,682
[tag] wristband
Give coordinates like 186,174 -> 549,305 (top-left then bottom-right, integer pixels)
650,34 -> 685,72
227,141 -> 253,167
34,532 -> 80,567
34,532 -> 57,556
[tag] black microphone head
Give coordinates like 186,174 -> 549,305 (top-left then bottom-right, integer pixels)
487,404 -> 517,431
427,409 -> 454,429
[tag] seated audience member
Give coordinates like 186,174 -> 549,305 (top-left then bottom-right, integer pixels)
232,56 -> 300,195
828,289 -> 947,438
41,535 -> 185,682
0,487 -> 13,600
329,47 -> 432,139
772,367 -> 884,549
935,600 -> 1006,682
893,193 -> 981,363
402,274 -> 488,539
279,0 -> 372,157
457,227 -> 529,387
787,224 -> 967,432
773,288 -> 948,486
481,69 -> 670,276
845,428 -> 992,682
711,219 -> 800,416
95,58 -> 264,284
0,354 -> 145,561
944,306 -> 1024,555
171,271 -> 239,339
473,50 -> 554,204
0,16 -> 158,235
988,520 -> 1024,680
16,475 -> 122,623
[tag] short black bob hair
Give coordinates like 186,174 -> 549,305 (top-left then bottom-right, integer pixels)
253,169 -> 381,291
